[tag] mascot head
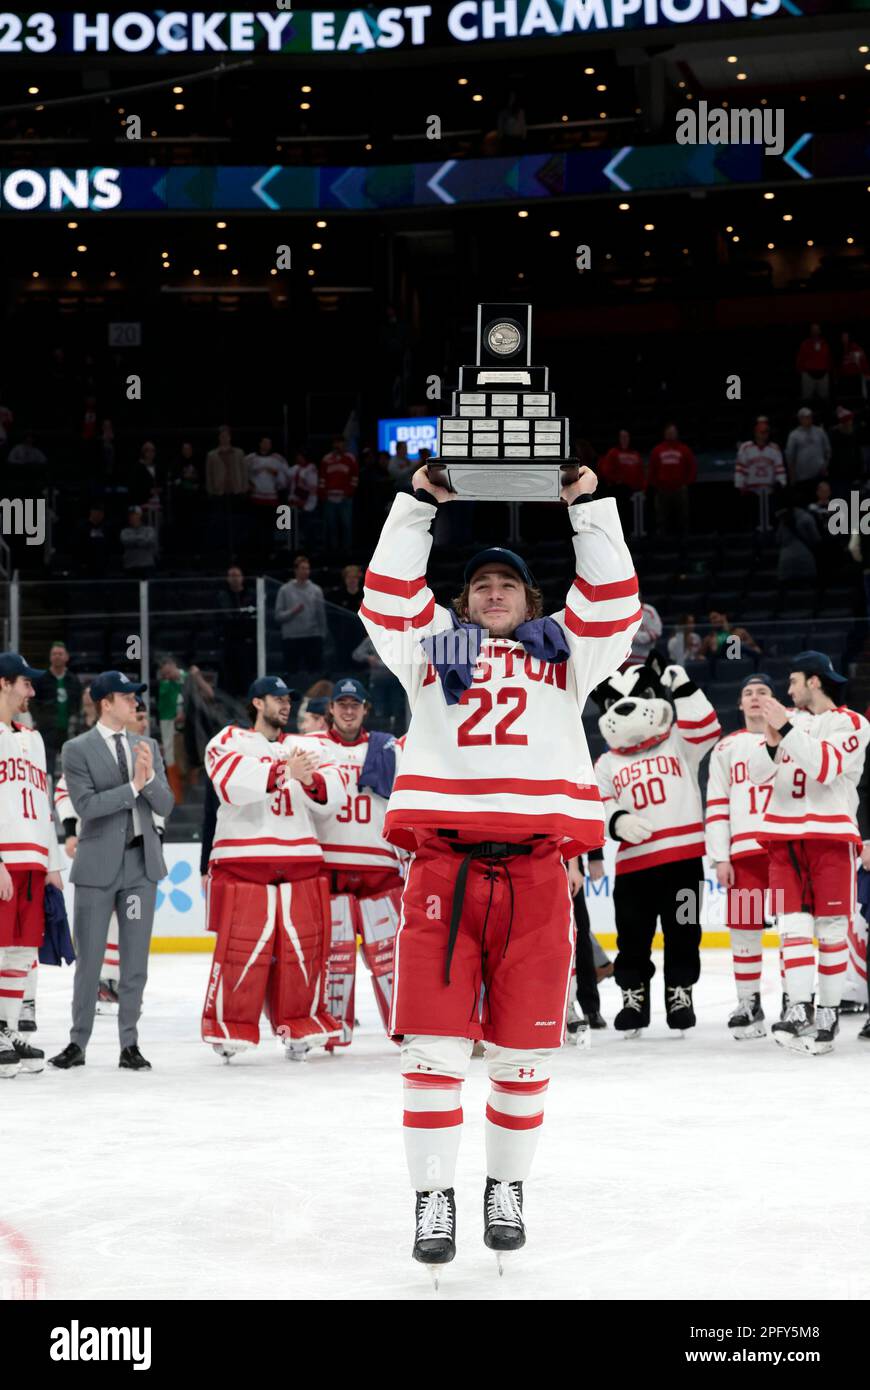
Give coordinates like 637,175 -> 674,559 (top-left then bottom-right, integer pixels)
592,652 -> 675,753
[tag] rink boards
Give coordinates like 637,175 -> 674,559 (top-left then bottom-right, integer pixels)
59,841 -> 779,953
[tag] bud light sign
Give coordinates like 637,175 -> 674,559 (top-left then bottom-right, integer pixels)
378,417 -> 437,460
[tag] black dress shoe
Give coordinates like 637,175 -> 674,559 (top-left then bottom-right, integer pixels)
119,1045 -> 151,1071
49,1043 -> 85,1069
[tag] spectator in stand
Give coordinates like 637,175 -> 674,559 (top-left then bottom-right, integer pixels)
667,614 -> 703,665
837,331 -> 870,408
598,428 -> 646,536
156,655 -> 187,804
388,440 -> 417,492
351,635 -> 407,729
120,506 -> 158,574
628,597 -> 663,666
808,480 -> 851,587
827,406 -> 863,498
169,441 -> 203,545
275,554 -> 328,682
647,423 -> 697,539
290,450 -> 321,550
329,564 -> 363,613
32,642 -> 83,775
370,449 -> 397,519
206,425 -> 248,497
78,503 -> 112,577
700,610 -> 762,667
78,682 -> 97,735
785,407 -> 830,505
182,664 -> 223,784
246,435 -> 289,559
7,430 -> 47,469
216,565 -> 257,697
130,440 -> 164,516
796,322 -> 831,403
328,563 -> 365,670
319,435 -> 358,552
734,416 -> 786,531
775,502 -> 819,586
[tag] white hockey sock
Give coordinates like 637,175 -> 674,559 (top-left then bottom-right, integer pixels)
0,946 -> 37,1029
730,929 -> 763,1000
843,916 -> 868,1003
484,1046 -> 552,1183
401,1035 -> 470,1192
816,917 -> 849,1007
779,916 -> 816,1004
23,958 -> 37,1006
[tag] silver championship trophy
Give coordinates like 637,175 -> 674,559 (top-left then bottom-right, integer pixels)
430,303 -> 577,502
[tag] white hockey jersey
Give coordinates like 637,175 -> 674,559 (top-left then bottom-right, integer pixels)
204,725 -> 345,869
360,492 -> 642,856
310,729 -> 403,876
705,727 -> 771,862
747,705 -> 869,846
594,687 -> 721,875
0,720 -> 62,872
734,440 -> 786,494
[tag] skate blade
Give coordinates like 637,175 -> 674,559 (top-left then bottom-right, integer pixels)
730,1023 -> 767,1040
18,1059 -> 44,1073
0,1064 -> 20,1079
774,1031 -> 829,1056
620,1028 -> 644,1040
426,1265 -> 443,1291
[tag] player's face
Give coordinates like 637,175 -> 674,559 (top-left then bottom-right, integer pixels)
331,697 -> 366,739
297,710 -> 327,733
788,673 -> 811,708
261,695 -> 291,728
740,683 -> 772,718
7,677 -> 34,714
127,710 -> 149,734
466,566 -> 530,637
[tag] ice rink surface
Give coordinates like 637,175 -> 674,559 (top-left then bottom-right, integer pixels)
3,949 -> 869,1303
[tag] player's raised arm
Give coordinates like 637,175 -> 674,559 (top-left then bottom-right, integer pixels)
359,470 -> 453,696
661,664 -> 721,770
774,709 -> 870,785
552,469 -> 643,694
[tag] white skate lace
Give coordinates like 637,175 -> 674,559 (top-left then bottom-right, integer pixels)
667,986 -> 692,1013
418,1192 -> 454,1240
486,1181 -> 523,1230
815,1006 -> 837,1033
729,995 -> 758,1023
784,1002 -> 810,1026
623,987 -> 645,1013
0,1027 -> 27,1048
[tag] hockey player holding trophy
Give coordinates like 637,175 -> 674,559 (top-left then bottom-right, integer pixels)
200,676 -> 346,1061
360,304 -> 641,1281
747,651 -> 869,1054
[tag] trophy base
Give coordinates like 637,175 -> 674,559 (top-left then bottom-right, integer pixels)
431,462 -> 575,502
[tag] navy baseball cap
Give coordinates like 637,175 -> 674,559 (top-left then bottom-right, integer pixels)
741,673 -> 775,692
791,650 -> 848,685
90,670 -> 147,702
464,547 -> 536,588
247,676 -> 299,701
0,651 -> 45,681
331,677 -> 369,704
305,696 -> 331,716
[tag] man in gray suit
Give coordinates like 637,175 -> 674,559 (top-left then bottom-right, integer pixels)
49,671 -> 175,1071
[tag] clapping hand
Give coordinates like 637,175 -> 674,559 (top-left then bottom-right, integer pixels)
132,742 -> 152,791
284,748 -> 318,786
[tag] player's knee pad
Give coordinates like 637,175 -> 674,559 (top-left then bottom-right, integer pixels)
359,889 -> 400,1035
485,1044 -> 553,1086
202,880 -> 277,1046
815,915 -> 849,944
401,1033 -> 473,1081
268,877 -> 341,1047
778,913 -> 815,941
326,893 -> 359,1047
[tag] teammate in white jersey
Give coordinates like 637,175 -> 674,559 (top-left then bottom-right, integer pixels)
311,676 -> 403,1048
748,651 -> 869,1054
706,674 -> 782,1038
0,652 -> 64,1078
200,675 -> 346,1061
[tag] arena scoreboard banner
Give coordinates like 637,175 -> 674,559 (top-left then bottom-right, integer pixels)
0,1 -> 865,57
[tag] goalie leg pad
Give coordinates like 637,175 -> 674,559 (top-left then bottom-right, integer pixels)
359,887 -> 401,1036
325,893 -> 359,1047
267,877 -> 341,1047
202,879 -> 277,1047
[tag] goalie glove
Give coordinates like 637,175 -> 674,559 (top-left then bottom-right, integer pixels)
610,810 -> 654,845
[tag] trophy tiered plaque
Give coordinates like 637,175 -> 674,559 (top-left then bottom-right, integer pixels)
431,303 -> 575,502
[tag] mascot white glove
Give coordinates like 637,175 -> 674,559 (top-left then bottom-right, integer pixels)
660,663 -> 689,691
613,812 -> 654,845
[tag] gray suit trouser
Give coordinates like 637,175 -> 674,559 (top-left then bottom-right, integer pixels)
70,845 -> 157,1050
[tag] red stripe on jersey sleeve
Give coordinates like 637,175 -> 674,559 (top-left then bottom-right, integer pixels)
217,755 -> 242,801
562,605 -> 643,639
365,569 -> 427,598
677,710 -> 719,730
359,596 -> 435,631
572,573 -> 639,602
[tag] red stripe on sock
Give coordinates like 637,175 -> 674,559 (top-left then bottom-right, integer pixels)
485,1104 -> 544,1131
403,1108 -> 463,1129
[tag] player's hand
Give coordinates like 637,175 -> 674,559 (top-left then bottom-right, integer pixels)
861,843 -> 870,872
64,836 -> 78,860
412,465 -> 456,503
132,744 -> 150,791
567,857 -> 583,897
285,748 -> 318,786
560,466 -> 598,505
615,813 -> 654,845
661,664 -> 689,691
0,864 -> 13,901
201,874 -> 209,893
46,870 -> 63,890
760,696 -> 790,732
716,861 -> 735,888
588,858 -> 605,882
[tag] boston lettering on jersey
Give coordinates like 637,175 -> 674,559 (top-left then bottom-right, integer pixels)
610,754 -> 683,796
0,756 -> 49,791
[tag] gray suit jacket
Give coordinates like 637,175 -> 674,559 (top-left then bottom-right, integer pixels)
62,726 -> 175,888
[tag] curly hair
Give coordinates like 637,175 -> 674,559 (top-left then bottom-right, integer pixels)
451,582 -> 544,624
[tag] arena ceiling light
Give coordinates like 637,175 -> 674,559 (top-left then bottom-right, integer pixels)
847,236 -> 855,244
231,268 -> 239,276
596,84 -> 606,92
217,242 -> 227,250
76,244 -> 86,252
216,220 -> 227,229
599,111 -> 607,118
173,85 -> 183,94
584,67 -> 594,75
109,271 -> 116,278
28,85 -> 39,95
727,55 -> 738,63
192,268 -> 200,276
472,94 -> 483,102
70,270 -> 78,278
316,219 -> 327,228
807,239 -> 814,247
311,242 -> 322,250
175,103 -> 184,111
619,202 -> 630,210
549,229 -> 560,237
767,242 -> 775,249
301,84 -> 312,93
31,270 -> 38,278
643,223 -> 654,231
457,77 -> 468,85
736,72 -> 747,81
860,45 -> 869,52
67,220 -> 77,229
783,213 -> 793,222
300,102 -> 311,110
764,192 -> 775,200
517,209 -> 528,218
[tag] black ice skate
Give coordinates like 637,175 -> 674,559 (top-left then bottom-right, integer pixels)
772,1000 -> 816,1053
665,985 -> 696,1032
839,999 -> 868,1016
96,979 -> 120,1015
413,1189 -> 456,1288
583,1010 -> 608,1030
18,999 -> 36,1033
0,1026 -> 43,1074
0,1031 -> 20,1079
484,1178 -> 525,1275
728,993 -> 766,1040
614,984 -> 650,1037
858,1018 -> 870,1041
806,1005 -> 839,1055
779,991 -> 790,1022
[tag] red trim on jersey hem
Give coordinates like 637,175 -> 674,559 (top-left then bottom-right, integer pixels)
0,842 -> 49,854
393,775 -> 600,800
212,835 -> 320,848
